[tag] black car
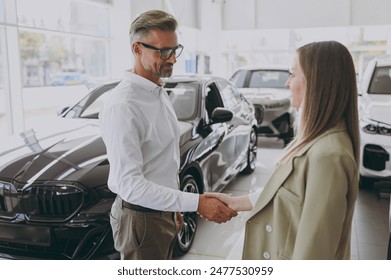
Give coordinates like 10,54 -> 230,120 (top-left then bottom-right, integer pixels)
0,75 -> 258,259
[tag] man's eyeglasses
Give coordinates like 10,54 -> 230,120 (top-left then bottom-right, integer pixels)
137,42 -> 184,60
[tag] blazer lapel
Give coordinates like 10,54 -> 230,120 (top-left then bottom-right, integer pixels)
250,155 -> 294,215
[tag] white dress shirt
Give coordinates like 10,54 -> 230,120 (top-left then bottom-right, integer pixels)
100,70 -> 199,212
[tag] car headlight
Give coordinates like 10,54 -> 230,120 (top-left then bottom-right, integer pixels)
361,118 -> 391,136
378,125 -> 391,136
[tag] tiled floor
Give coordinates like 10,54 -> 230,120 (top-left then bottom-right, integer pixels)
177,138 -> 390,260
351,186 -> 390,259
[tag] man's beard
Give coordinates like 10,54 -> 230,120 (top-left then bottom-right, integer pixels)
143,62 -> 174,78
159,63 -> 174,77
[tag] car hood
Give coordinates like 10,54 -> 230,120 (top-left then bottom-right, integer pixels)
361,94 -> 391,125
238,87 -> 290,103
0,118 -> 195,186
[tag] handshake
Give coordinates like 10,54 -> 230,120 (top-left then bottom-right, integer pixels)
196,193 -> 253,224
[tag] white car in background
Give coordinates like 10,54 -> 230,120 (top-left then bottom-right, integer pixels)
359,58 -> 391,188
230,65 -> 296,146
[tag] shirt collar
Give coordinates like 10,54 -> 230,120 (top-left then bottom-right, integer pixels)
123,69 -> 164,96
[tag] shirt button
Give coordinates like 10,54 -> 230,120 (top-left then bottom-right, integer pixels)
265,225 -> 272,232
263,252 -> 271,259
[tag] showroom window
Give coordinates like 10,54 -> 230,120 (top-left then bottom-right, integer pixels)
17,0 -> 110,87
0,0 -> 16,134
0,0 -> 111,135
0,27 -> 5,133
18,29 -> 108,87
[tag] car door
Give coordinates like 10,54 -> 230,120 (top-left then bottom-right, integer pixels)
198,81 -> 237,192
216,79 -> 252,166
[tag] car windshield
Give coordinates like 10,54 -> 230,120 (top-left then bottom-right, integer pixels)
248,70 -> 289,88
64,83 -> 116,119
368,66 -> 391,94
66,81 -> 200,121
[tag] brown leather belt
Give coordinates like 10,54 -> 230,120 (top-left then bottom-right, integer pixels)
121,199 -> 162,213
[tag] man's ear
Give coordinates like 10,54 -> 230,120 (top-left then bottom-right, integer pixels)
132,43 -> 141,56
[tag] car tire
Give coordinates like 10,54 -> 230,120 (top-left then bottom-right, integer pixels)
173,173 -> 200,256
388,233 -> 391,260
241,128 -> 258,175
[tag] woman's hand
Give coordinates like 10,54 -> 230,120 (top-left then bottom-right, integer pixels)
204,192 -> 253,211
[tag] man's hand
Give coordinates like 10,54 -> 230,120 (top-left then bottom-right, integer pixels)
204,192 -> 253,211
197,194 -> 238,223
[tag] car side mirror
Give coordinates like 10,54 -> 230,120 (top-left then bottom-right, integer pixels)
211,107 -> 233,124
196,108 -> 233,138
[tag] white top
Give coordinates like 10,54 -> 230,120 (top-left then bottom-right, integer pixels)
100,70 -> 199,212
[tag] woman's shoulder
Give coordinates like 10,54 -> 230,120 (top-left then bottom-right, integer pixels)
309,129 -> 354,160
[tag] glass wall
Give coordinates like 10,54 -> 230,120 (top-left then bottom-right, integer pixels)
17,0 -> 110,87
0,0 -> 10,133
0,0 -> 111,134
0,27 -> 6,133
18,29 -> 108,87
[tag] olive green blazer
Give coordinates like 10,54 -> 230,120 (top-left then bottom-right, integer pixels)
242,124 -> 358,260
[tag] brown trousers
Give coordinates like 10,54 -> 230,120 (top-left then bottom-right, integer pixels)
110,196 -> 177,260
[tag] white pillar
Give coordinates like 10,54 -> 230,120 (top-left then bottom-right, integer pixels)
3,0 -> 25,135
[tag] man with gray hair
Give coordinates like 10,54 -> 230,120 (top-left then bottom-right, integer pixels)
100,10 -> 237,260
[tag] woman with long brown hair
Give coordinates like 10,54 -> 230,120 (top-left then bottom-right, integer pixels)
208,40 -> 360,259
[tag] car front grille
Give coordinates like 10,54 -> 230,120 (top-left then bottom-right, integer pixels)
0,182 -> 84,222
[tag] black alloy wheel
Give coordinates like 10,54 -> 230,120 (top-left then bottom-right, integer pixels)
173,173 -> 200,256
241,127 -> 258,175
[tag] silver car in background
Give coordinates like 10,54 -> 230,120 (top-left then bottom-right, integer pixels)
230,65 -> 296,146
